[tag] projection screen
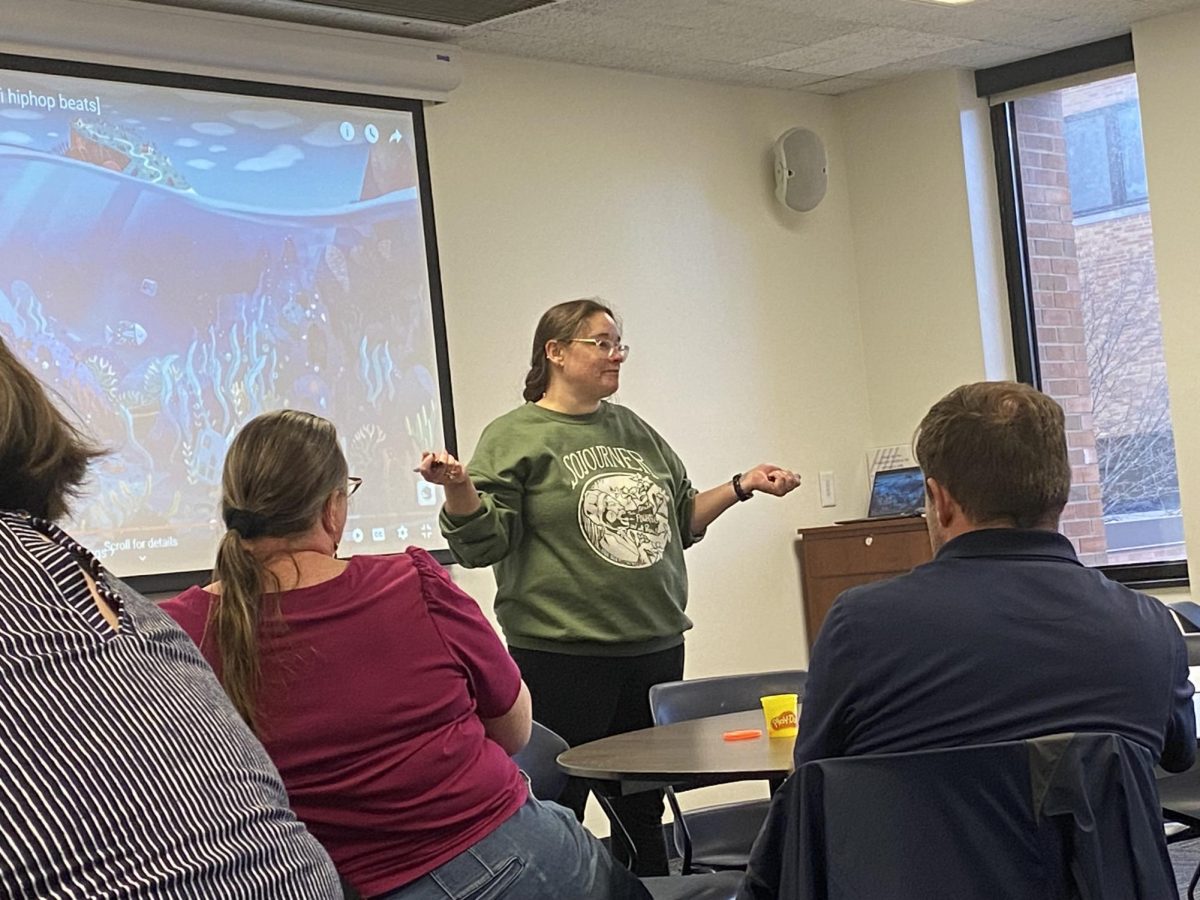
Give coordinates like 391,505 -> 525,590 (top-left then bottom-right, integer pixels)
0,53 -> 456,590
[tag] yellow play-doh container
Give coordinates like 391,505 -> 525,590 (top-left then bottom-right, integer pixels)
760,693 -> 799,738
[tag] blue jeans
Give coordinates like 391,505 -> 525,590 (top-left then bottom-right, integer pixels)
376,793 -> 650,900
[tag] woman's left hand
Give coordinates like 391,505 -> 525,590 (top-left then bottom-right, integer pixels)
741,464 -> 801,498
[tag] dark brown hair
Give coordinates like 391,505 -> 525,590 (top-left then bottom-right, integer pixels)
210,409 -> 348,733
914,381 -> 1071,529
522,298 -> 617,402
0,337 -> 105,521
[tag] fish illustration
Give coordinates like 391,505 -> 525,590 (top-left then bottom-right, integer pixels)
105,320 -> 148,346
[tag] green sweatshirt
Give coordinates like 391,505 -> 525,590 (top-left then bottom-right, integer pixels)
440,401 -> 701,656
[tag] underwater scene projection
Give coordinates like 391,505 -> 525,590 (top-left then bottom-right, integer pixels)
0,63 -> 452,581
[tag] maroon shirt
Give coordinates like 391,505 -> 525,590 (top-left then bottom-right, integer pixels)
162,549 -> 528,897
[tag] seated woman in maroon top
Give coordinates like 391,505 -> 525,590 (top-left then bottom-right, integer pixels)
161,410 -> 646,900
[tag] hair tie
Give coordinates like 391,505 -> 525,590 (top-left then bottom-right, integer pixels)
224,507 -> 267,539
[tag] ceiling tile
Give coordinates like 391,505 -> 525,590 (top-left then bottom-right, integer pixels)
564,0 -> 868,45
748,26 -> 980,76
480,6 -> 804,63
855,40 -> 1039,78
783,2 -> 1104,50
459,28 -> 647,67
987,0 -> 1120,18
461,28 -> 836,89
802,75 -> 884,94
288,0 -> 555,27
713,0 -> 1064,24
643,56 -> 832,87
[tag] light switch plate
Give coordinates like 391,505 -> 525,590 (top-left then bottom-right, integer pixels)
819,470 -> 836,507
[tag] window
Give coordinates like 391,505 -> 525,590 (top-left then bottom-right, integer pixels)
982,40 -> 1186,586
1064,101 -> 1148,217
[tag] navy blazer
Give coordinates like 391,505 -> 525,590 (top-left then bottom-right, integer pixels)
795,528 -> 1195,773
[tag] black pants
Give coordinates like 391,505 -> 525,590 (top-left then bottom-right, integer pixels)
508,644 -> 685,877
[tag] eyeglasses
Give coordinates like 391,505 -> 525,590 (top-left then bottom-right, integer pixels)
567,338 -> 631,360
346,476 -> 363,497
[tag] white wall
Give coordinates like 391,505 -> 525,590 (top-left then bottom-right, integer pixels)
425,51 -> 875,672
836,69 -> 1013,450
1132,10 -> 1200,584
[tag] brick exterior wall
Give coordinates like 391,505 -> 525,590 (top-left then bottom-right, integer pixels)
1014,93 -> 1107,566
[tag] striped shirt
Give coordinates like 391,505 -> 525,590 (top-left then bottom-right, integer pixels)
0,511 -> 342,899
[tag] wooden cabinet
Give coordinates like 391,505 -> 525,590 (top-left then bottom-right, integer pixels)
795,517 -> 933,649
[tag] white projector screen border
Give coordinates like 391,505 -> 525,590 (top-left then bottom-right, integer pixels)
0,51 -> 458,593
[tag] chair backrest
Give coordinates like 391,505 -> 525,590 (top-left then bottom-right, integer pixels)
740,732 -> 1174,900
649,670 -> 808,726
512,721 -> 570,803
1169,599 -> 1200,633
1166,602 -> 1200,664
1185,633 -> 1200,667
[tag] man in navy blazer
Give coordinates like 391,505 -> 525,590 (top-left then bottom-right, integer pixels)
794,381 -> 1195,773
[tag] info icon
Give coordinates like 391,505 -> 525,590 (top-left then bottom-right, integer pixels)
339,121 -> 355,142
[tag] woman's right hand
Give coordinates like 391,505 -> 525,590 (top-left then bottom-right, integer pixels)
419,451 -> 482,517
418,450 -> 470,486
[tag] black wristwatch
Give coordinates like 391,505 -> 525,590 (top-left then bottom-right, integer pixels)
732,473 -> 753,502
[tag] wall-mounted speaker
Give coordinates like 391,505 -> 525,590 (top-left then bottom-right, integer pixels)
773,127 -> 827,212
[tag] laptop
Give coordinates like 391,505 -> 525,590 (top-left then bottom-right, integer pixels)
835,465 -> 926,525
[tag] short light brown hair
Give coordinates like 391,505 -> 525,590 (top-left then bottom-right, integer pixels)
914,381 -> 1071,529
0,337 -> 105,521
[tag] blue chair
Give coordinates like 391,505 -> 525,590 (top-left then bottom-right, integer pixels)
514,721 -> 742,900
1167,600 -> 1200,635
513,720 -> 572,805
740,732 -> 1175,900
648,671 -> 807,874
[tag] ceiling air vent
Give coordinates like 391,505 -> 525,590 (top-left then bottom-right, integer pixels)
290,0 -> 556,27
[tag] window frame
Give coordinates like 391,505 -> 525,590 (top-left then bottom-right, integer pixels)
977,38 -> 1189,589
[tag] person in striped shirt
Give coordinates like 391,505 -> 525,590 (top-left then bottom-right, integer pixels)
0,336 -> 342,899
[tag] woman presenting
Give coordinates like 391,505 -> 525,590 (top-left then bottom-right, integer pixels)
419,298 -> 800,875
